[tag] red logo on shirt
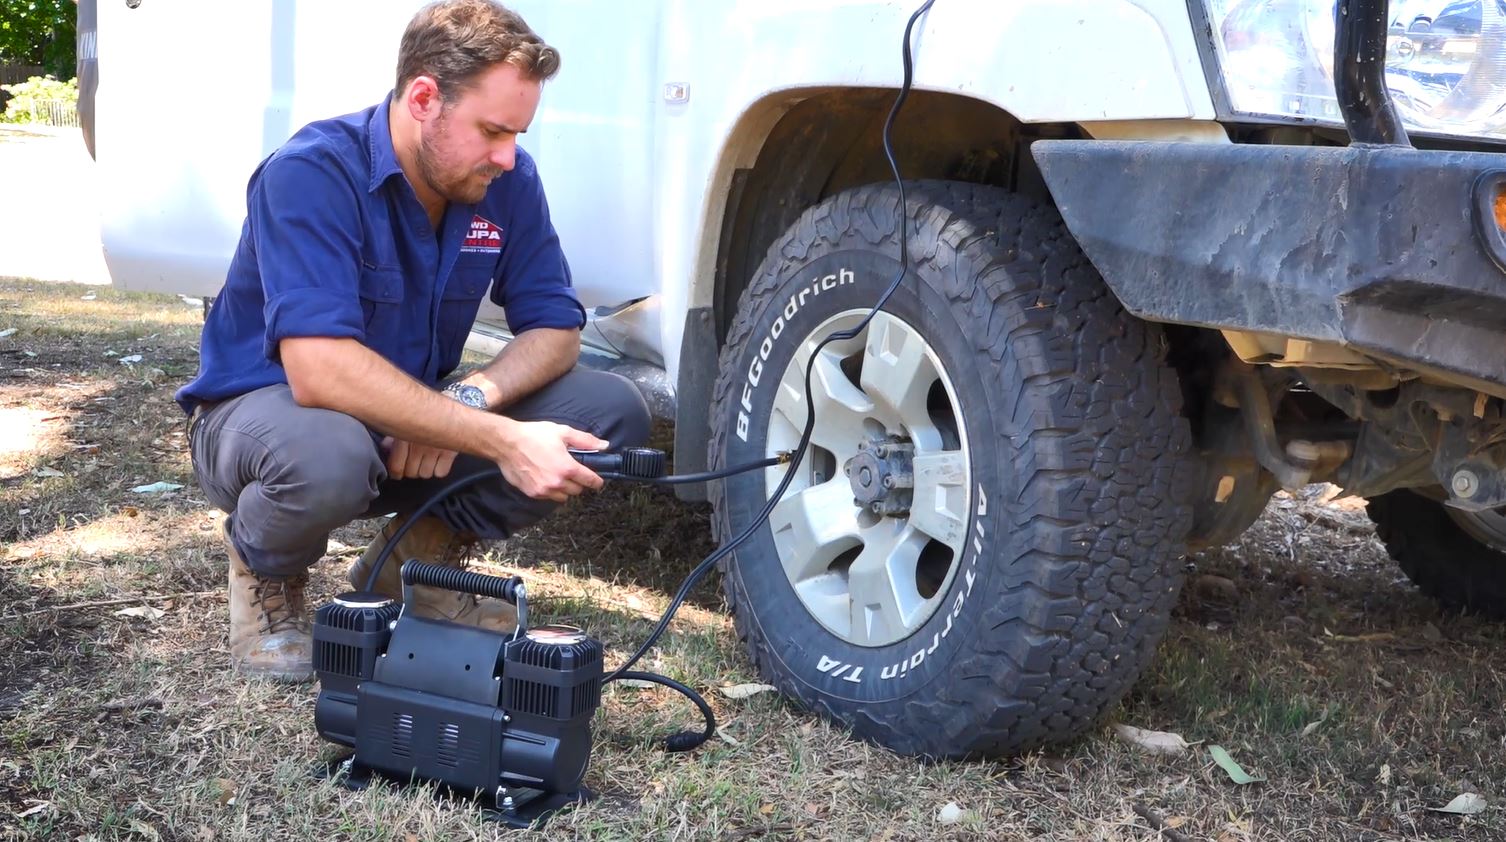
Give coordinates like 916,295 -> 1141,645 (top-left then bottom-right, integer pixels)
461,215 -> 504,253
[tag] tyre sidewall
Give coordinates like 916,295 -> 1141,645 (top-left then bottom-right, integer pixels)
719,246 -> 1007,706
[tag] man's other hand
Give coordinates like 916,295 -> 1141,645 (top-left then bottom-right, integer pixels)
382,436 -> 459,480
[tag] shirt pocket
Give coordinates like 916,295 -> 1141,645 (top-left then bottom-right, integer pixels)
358,263 -> 405,342
436,257 -> 494,377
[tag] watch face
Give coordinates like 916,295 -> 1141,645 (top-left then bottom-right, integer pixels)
446,384 -> 486,409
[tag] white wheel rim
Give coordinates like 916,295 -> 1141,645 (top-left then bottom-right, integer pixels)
762,309 -> 972,647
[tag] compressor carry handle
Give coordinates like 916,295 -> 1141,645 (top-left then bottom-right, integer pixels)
400,560 -> 523,601
400,561 -> 529,631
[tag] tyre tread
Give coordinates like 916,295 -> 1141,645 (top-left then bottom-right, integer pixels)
1368,490 -> 1506,618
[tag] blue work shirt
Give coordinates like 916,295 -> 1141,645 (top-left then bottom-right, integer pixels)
175,97 -> 585,414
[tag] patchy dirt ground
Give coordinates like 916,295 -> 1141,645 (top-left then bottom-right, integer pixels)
3,278 -> 1506,841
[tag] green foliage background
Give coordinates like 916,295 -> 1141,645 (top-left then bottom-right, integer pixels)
1,74 -> 76,122
1,0 -> 77,80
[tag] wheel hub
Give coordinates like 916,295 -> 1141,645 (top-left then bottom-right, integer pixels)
846,440 -> 915,516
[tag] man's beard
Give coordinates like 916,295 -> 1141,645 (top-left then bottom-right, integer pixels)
416,116 -> 502,205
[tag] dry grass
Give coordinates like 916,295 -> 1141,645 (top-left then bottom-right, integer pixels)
4,277 -> 1506,840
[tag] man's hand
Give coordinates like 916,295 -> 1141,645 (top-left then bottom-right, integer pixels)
494,420 -> 609,503
381,436 -> 459,480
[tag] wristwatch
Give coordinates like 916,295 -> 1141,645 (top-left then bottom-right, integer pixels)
441,381 -> 487,410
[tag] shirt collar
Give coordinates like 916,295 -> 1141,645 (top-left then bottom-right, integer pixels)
367,95 -> 404,194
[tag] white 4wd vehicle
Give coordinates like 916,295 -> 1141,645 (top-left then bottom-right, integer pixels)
84,0 -> 1506,757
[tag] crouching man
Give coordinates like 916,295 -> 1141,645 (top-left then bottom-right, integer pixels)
174,0 -> 649,681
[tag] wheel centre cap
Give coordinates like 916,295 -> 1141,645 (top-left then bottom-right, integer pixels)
845,440 -> 916,516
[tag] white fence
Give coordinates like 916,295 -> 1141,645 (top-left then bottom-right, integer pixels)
24,98 -> 80,128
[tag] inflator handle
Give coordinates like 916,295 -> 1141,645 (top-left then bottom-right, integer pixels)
400,561 -> 523,603
569,446 -> 667,478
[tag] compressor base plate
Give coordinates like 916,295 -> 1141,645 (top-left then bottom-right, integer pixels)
316,753 -> 593,829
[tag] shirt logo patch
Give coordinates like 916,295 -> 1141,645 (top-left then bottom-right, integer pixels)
461,215 -> 504,253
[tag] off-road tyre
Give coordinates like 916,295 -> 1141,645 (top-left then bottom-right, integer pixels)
1367,489 -> 1506,618
708,180 -> 1197,758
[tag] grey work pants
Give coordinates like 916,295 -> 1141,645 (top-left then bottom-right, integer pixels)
188,369 -> 651,578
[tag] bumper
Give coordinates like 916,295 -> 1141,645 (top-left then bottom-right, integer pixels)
1031,140 -> 1506,394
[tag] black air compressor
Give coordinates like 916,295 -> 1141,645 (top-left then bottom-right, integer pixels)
312,560 -> 603,824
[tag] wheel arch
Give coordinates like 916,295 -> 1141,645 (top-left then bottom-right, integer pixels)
672,88 -> 1078,489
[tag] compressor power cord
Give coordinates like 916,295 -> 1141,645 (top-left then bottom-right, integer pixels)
361,0 -> 936,754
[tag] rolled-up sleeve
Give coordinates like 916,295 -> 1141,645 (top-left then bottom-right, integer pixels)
492,154 -> 587,333
249,153 -> 366,360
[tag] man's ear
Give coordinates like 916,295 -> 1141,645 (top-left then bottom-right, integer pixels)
403,75 -> 443,122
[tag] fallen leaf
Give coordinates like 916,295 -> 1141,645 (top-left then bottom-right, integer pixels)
715,728 -> 741,746
113,606 -> 165,621
80,293 -> 97,300
15,800 -> 49,818
759,803 -> 775,815
1209,745 -> 1265,784
938,802 -> 966,824
0,328 -> 16,339
1428,793 -> 1486,815
130,482 -> 183,494
1164,816 -> 1191,829
33,467 -> 64,478
719,683 -> 777,699
803,802 -> 824,817
1113,723 -> 1192,756
614,678 -> 655,689
1377,764 -> 1392,786
1300,707 -> 1330,738
118,354 -> 143,365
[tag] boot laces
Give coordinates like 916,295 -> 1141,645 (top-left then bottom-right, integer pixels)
443,535 -> 483,610
251,574 -> 308,635
443,533 -> 478,570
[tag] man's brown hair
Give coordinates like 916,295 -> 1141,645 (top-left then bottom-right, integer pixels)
395,0 -> 560,101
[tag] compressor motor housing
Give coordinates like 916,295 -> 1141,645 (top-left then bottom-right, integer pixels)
311,563 -> 604,818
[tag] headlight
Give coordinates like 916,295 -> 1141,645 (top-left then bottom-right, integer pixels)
1207,0 -> 1506,141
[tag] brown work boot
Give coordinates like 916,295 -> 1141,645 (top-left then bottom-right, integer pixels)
348,515 -> 518,633
223,517 -> 313,682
